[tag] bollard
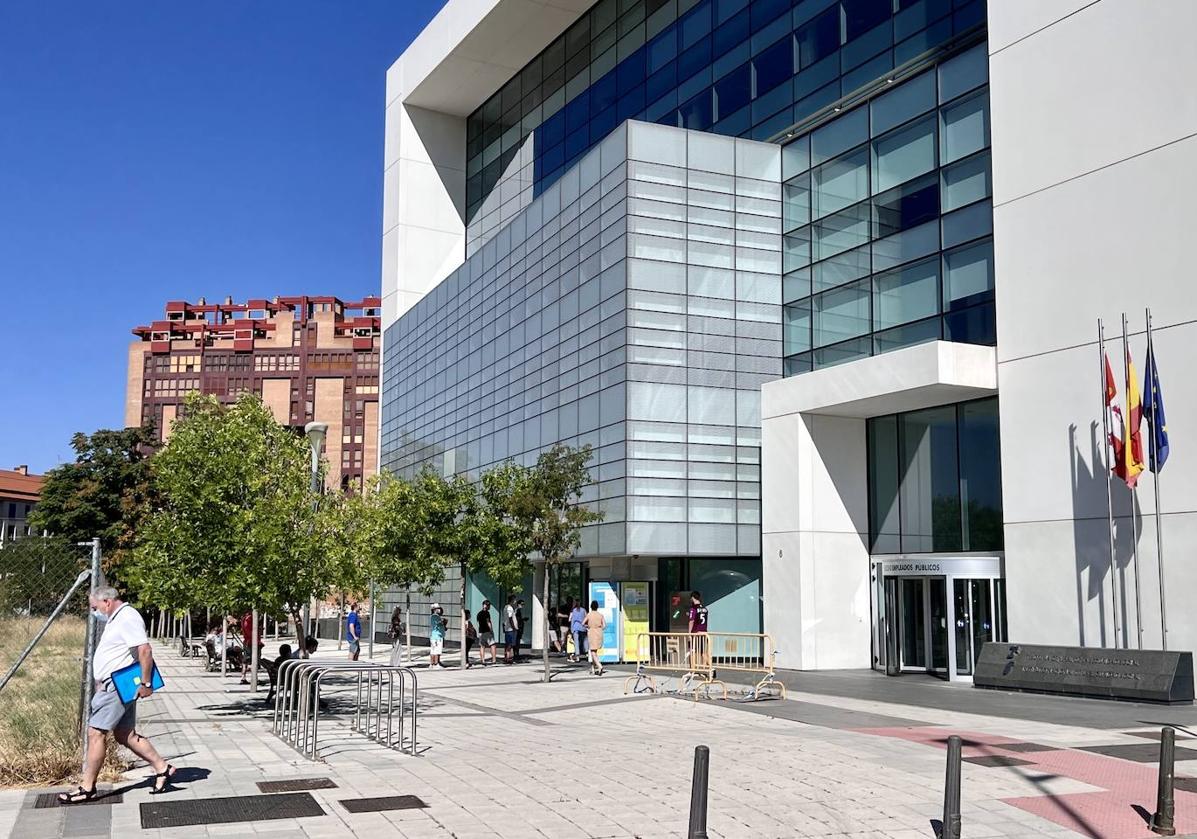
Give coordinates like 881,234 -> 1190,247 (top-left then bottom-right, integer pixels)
688,745 -> 710,839
1151,726 -> 1177,836
940,735 -> 962,839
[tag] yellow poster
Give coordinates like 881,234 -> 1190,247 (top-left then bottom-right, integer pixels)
621,581 -> 650,662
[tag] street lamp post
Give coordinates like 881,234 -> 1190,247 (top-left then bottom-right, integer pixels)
303,422 -> 328,658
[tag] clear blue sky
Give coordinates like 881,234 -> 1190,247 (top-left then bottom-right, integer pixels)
0,0 -> 445,473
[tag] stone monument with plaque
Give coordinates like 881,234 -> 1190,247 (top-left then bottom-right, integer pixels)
974,643 -> 1194,704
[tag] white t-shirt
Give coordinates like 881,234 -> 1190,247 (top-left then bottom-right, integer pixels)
93,604 -> 149,681
504,604 -> 517,631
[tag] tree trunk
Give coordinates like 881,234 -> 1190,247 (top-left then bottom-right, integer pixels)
292,609 -> 307,658
542,560 -> 552,683
250,610 -> 259,693
460,560 -> 468,670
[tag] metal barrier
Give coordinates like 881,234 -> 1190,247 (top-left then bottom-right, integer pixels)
623,632 -> 785,701
272,659 -> 418,760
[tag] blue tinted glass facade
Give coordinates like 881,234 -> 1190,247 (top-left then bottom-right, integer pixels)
780,40 -> 993,373
466,0 -> 987,250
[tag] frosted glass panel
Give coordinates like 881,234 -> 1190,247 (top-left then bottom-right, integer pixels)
688,386 -> 736,425
627,381 -> 687,422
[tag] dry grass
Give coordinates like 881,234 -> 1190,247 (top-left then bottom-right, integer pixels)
0,616 -> 128,787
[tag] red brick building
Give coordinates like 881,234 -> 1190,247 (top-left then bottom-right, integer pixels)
126,296 -> 381,490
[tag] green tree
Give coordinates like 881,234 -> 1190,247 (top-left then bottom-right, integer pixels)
28,426 -> 158,574
129,393 -> 340,665
488,445 -> 601,682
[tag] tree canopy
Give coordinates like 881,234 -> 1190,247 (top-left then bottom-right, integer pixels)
28,426 -> 158,571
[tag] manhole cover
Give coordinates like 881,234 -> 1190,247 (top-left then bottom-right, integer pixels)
34,791 -> 123,809
257,777 -> 338,793
963,755 -> 1034,767
340,795 -> 427,813
140,791 -> 324,828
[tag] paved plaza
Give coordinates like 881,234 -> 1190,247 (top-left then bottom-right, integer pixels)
3,643 -> 1197,839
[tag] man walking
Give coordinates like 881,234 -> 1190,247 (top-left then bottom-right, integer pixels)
59,586 -> 176,803
346,603 -> 362,661
476,600 -> 496,665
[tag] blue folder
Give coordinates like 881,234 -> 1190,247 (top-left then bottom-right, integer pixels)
110,661 -> 165,704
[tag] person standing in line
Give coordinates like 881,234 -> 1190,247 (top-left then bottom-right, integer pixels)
388,606 -> 404,666
464,609 -> 478,668
346,603 -> 362,661
58,586 -> 177,804
502,596 -> 518,665
429,604 -> 447,668
583,600 -> 606,676
476,600 -> 496,665
554,602 -> 571,655
514,598 -> 526,662
688,591 -> 709,672
568,599 -> 587,663
239,611 -> 263,684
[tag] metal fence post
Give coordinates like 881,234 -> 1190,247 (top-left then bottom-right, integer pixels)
1151,727 -> 1177,836
687,745 -> 710,839
941,735 -> 962,839
368,580 -> 376,660
79,537 -> 101,757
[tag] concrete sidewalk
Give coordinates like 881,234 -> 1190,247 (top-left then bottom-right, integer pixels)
2,643 -> 1195,838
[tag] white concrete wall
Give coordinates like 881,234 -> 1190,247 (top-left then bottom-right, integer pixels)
990,0 -> 1197,652
762,412 -> 871,671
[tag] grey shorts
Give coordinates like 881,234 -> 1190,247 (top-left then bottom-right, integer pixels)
479,632 -> 494,646
88,684 -> 136,733
348,639 -> 361,654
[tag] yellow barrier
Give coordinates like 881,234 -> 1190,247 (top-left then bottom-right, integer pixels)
623,631 -> 785,701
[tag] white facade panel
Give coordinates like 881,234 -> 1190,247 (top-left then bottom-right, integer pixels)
991,0 -> 1197,653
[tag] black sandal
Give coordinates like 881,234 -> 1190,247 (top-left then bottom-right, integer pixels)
57,786 -> 97,805
150,764 -> 176,795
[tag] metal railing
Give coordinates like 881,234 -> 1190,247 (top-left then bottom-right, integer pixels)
623,632 -> 785,701
272,659 -> 418,760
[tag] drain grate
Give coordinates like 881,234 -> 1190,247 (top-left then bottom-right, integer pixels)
257,777 -> 338,793
140,791 -> 324,829
340,795 -> 427,813
963,755 -> 1034,768
34,791 -> 123,809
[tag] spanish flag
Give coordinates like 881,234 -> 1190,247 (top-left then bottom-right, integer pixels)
1121,349 -> 1146,487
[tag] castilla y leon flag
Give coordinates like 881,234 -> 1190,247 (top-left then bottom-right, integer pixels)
1120,348 -> 1146,487
1105,354 -> 1126,473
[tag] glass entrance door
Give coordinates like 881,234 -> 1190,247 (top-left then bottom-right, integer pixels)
899,578 -> 926,669
953,578 -> 997,676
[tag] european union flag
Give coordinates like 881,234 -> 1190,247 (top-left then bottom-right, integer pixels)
1143,339 -> 1170,473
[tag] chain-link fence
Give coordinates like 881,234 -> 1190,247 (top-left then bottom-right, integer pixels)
0,536 -> 102,784
0,536 -> 93,617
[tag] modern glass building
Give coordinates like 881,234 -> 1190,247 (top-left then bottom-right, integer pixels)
382,1 -> 1197,670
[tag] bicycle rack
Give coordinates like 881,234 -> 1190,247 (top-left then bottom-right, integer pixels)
272,659 -> 419,761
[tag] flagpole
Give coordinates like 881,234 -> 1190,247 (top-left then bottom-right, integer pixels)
1146,307 -> 1168,651
1098,318 -> 1121,648
1123,313 -> 1144,650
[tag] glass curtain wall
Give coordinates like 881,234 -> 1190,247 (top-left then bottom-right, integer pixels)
867,396 -> 1002,554
781,41 -> 993,373
467,0 -> 987,251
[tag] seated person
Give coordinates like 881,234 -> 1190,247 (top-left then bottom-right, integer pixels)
264,643 -> 292,702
